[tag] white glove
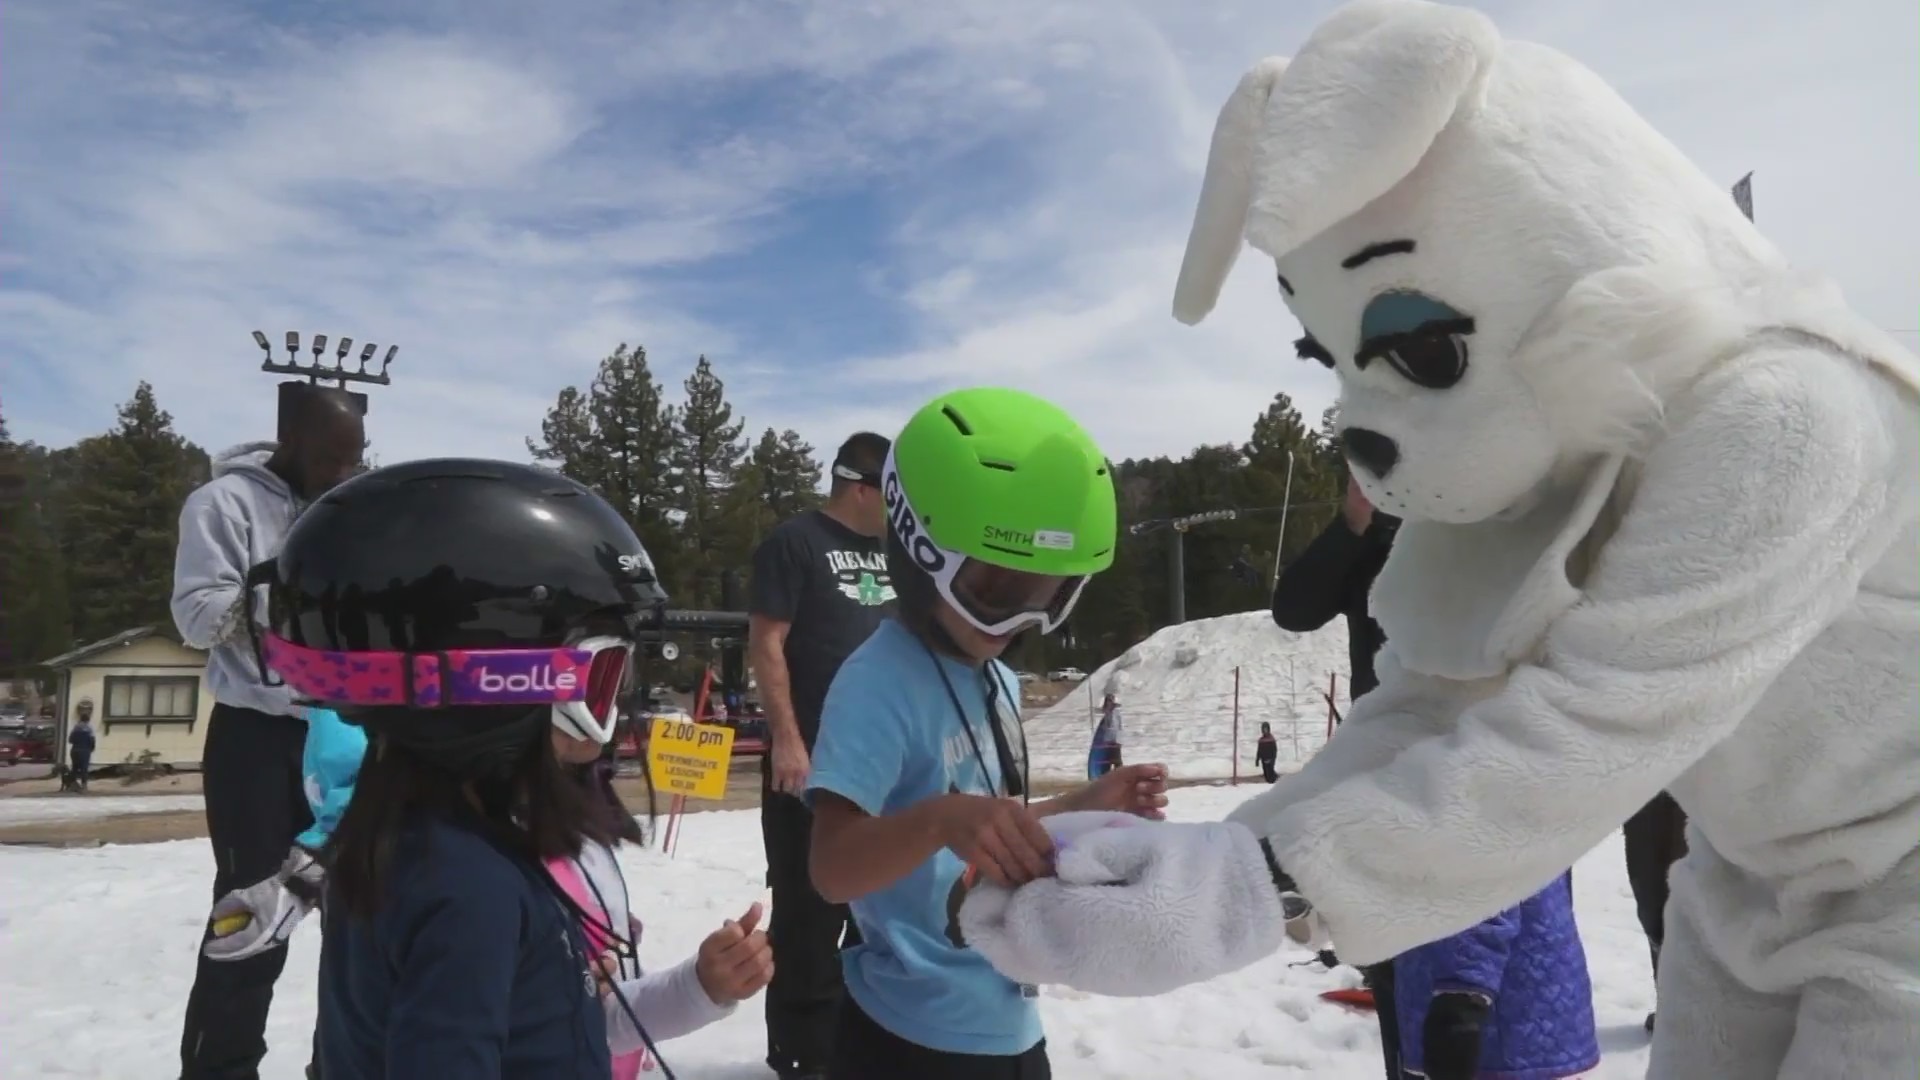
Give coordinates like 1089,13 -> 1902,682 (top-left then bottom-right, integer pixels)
202,846 -> 324,962
208,591 -> 252,648
958,814 -> 1293,997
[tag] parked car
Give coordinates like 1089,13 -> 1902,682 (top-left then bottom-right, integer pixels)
1047,667 -> 1087,683
0,727 -> 54,766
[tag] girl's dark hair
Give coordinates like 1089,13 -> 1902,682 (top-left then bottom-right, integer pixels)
582,754 -> 652,847
327,719 -> 616,919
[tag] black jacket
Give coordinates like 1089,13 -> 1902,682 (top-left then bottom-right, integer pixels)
1270,515 -> 1396,701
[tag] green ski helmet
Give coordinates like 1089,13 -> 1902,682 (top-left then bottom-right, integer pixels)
883,387 -> 1116,638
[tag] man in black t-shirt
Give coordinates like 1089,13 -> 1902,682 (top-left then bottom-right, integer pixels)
749,431 -> 894,1080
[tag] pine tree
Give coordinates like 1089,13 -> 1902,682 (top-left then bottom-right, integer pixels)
0,418 -> 72,678
751,428 -> 823,519
61,383 -> 208,646
1317,404 -> 1345,472
1246,392 -> 1317,470
528,345 -> 679,581
668,357 -> 747,607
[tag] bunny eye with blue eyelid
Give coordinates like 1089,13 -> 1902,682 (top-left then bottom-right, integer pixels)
1355,290 -> 1475,390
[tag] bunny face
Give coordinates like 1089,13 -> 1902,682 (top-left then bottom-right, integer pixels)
1270,130 -> 1573,524
1173,0 -> 1786,525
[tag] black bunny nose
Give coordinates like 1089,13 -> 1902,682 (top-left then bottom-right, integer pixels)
1340,427 -> 1400,480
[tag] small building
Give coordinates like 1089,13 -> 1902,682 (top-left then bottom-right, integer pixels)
42,627 -> 211,770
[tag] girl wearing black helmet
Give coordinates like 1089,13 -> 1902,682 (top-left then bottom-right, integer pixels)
252,458 -> 707,1079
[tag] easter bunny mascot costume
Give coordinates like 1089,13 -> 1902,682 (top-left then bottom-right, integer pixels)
957,2 -> 1920,1076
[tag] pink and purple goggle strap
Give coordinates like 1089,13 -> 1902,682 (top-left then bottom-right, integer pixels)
263,632 -> 620,711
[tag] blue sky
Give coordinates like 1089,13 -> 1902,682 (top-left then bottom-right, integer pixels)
3,0 -> 1915,466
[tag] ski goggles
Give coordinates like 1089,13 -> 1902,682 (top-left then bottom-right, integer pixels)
939,559 -> 1089,638
882,456 -> 1090,637
260,631 -> 634,745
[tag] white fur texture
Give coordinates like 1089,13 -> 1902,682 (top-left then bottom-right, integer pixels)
1166,2 -> 1920,1076
959,813 -> 1289,998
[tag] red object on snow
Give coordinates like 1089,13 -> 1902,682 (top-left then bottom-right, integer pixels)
1320,987 -> 1377,1011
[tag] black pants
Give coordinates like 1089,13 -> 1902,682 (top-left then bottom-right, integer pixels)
71,754 -> 91,789
179,705 -> 314,1080
1624,791 -> 1688,973
1368,961 -> 1405,1080
832,995 -> 1049,1080
763,779 -> 854,1077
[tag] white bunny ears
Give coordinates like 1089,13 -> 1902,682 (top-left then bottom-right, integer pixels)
1171,0 -> 1502,325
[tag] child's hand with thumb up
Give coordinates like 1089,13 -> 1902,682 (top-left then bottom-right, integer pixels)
694,901 -> 774,1005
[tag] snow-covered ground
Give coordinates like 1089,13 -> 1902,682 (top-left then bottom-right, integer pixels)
1027,612 -> 1351,781
0,783 -> 1656,1080
0,793 -> 204,825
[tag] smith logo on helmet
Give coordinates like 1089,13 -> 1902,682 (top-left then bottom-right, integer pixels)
983,525 -> 1032,547
883,468 -> 947,574
617,552 -> 654,575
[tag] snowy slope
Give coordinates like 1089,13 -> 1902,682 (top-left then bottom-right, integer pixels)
0,785 -> 1658,1080
1027,612 -> 1352,781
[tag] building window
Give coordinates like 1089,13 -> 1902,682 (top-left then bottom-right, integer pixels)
102,676 -> 199,732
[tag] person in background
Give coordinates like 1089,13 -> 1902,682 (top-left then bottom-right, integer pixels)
67,700 -> 96,793
1393,873 -> 1599,1080
1270,474 -> 1401,1079
1623,791 -> 1688,1032
1087,693 -> 1124,779
171,382 -> 365,1080
1272,476 -> 1397,699
749,431 -> 896,1080
1254,721 -> 1279,784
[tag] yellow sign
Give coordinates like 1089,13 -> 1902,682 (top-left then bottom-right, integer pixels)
646,718 -> 736,800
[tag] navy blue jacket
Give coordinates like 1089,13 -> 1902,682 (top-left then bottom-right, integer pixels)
318,816 -> 612,1079
1394,872 -> 1599,1080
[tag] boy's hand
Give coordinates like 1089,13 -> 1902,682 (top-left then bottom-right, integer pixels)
1069,763 -> 1169,820
936,793 -> 1055,887
695,902 -> 774,1005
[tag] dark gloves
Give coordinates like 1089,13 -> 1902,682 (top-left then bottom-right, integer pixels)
1422,991 -> 1492,1080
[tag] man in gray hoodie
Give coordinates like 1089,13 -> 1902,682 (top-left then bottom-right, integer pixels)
172,384 -> 364,1080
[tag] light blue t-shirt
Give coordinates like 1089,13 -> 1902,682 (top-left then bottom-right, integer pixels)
805,618 -> 1042,1057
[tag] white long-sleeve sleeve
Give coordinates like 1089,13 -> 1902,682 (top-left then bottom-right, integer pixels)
602,955 -> 734,1054
1245,346 -> 1915,965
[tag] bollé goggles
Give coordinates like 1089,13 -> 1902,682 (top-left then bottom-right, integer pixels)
260,630 -> 634,745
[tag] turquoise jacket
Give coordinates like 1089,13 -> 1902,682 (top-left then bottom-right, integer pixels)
296,708 -> 367,851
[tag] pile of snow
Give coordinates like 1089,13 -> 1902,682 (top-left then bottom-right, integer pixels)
1026,612 -> 1351,782
0,785 -> 1658,1079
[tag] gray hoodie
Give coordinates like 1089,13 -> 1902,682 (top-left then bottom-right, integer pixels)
169,442 -> 306,719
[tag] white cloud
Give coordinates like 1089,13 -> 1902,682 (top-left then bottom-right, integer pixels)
3,0 -> 1914,479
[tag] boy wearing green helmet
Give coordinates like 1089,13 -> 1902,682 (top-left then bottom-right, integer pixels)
805,387 -> 1170,1079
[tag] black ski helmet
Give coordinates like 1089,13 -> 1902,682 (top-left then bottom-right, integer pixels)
256,458 -> 666,763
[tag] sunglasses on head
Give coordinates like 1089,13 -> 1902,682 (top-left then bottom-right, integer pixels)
832,463 -> 881,488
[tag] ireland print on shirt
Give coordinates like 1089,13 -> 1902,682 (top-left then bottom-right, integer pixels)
826,550 -> 895,607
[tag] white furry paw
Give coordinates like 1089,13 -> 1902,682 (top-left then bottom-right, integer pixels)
959,818 -> 1289,997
